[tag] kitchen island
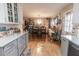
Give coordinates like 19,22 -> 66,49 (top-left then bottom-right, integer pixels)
0,31 -> 28,56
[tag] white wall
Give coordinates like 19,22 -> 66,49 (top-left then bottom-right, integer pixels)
72,3 -> 79,24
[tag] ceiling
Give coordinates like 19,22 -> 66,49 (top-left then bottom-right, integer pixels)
21,3 -> 71,18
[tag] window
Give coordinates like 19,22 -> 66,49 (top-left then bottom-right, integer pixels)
50,18 -> 57,27
54,18 -> 57,25
63,11 -> 73,33
50,19 -> 55,26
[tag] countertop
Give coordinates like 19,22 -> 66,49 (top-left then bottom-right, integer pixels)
0,31 -> 28,47
61,35 -> 79,46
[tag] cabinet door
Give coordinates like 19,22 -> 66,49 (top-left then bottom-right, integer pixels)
4,3 -> 14,23
7,3 -> 13,23
13,3 -> 18,23
17,35 -> 26,55
4,40 -> 18,56
0,4 -> 5,23
68,42 -> 79,56
61,37 -> 69,56
25,32 -> 29,47
0,47 -> 4,56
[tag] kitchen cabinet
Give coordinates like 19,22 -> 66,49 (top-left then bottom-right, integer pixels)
13,3 -> 18,23
0,48 -> 4,56
17,32 -> 28,55
25,32 -> 29,47
61,37 -> 69,56
0,40 -> 18,56
17,35 -> 26,55
68,41 -> 79,56
0,3 -> 18,24
61,35 -> 79,56
0,32 -> 28,56
6,3 -> 13,23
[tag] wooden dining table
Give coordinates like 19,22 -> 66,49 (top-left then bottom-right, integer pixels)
32,26 -> 46,36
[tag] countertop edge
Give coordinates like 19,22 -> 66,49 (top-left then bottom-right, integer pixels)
0,31 -> 28,47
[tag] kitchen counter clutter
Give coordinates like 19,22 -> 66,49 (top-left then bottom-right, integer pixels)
61,35 -> 79,56
0,31 -> 28,56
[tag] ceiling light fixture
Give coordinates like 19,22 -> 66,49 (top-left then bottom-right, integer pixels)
37,14 -> 42,25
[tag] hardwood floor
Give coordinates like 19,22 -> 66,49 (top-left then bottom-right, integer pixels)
27,34 -> 61,56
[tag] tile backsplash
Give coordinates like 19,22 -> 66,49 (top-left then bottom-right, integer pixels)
0,24 -> 18,32
0,27 -> 7,31
73,23 -> 79,29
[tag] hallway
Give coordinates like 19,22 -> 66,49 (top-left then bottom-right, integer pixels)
27,34 -> 61,56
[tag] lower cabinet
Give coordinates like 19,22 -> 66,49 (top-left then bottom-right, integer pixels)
1,40 -> 18,56
68,41 -> 79,56
0,48 -> 3,56
25,32 -> 28,47
0,32 -> 28,56
61,37 -> 69,56
17,35 -> 26,55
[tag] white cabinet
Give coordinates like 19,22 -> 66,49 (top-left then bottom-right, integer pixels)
13,3 -> 18,23
61,37 -> 69,56
0,47 -> 4,56
17,34 -> 26,55
25,32 -> 29,47
4,3 -> 13,23
17,32 -> 29,55
0,40 -> 18,56
0,32 -> 28,56
4,40 -> 18,56
0,3 -> 18,24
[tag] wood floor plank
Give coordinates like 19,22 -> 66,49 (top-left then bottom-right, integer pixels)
27,34 -> 61,56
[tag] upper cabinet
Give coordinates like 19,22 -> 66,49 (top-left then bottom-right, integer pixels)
72,4 -> 79,24
0,3 -> 19,24
13,3 -> 18,23
6,3 -> 13,23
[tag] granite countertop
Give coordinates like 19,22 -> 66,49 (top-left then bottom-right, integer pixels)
61,35 -> 79,46
0,31 -> 28,47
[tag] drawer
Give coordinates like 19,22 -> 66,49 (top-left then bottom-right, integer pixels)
4,40 -> 17,52
4,47 -> 18,56
4,48 -> 18,56
4,46 -> 17,54
3,40 -> 18,56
